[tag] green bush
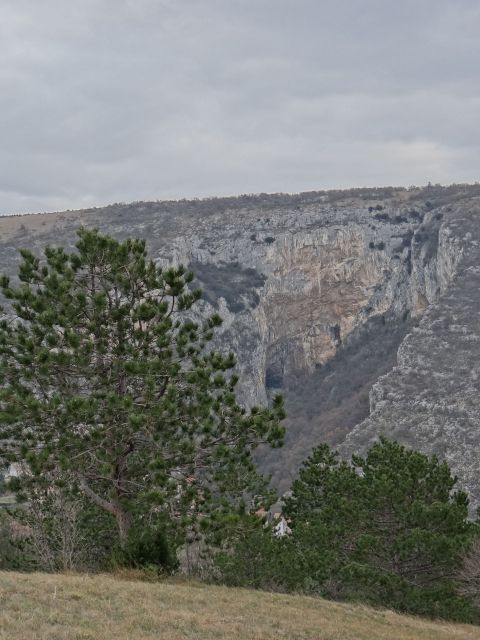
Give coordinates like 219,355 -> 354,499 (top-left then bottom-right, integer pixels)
213,515 -> 297,592
117,526 -> 178,574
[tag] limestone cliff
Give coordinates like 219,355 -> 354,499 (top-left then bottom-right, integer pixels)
342,201 -> 480,508
0,185 -> 479,500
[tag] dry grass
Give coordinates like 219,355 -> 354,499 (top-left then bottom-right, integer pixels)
1,572 -> 480,639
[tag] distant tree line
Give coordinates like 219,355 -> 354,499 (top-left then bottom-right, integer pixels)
0,230 -> 479,623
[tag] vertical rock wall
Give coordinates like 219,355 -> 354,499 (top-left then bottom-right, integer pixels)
0,186 -> 479,498
342,203 -> 480,507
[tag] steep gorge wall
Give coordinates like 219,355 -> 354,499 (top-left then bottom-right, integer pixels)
255,207 -> 463,490
342,202 -> 480,507
191,205 -> 457,417
0,185 -> 479,497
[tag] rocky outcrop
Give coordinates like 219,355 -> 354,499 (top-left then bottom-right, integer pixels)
342,202 -> 480,508
1,185 -> 480,500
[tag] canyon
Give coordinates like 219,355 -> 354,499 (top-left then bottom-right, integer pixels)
0,184 -> 479,503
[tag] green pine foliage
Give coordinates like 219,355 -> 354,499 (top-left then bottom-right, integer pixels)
212,513 -> 296,591
215,439 -> 477,621
283,438 -> 476,620
0,229 -> 285,557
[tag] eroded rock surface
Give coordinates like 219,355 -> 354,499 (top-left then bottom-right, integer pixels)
342,202 -> 480,507
1,185 -> 479,499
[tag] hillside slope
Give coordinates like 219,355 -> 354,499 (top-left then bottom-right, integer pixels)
1,184 -> 480,498
0,571 -> 479,640
342,203 -> 480,509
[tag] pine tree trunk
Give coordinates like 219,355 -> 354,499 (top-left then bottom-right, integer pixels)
114,507 -> 132,546
78,477 -> 132,546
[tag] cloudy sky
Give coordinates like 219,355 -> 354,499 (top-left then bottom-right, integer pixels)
1,0 -> 479,215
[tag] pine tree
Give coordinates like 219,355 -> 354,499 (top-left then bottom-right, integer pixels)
0,229 -> 285,548
284,438 -> 475,620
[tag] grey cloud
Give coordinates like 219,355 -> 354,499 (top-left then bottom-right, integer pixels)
0,0 -> 479,214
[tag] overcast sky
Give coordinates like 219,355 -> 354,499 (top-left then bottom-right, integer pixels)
1,0 -> 479,215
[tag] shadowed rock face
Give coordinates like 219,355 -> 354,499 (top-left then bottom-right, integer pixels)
1,185 -> 480,500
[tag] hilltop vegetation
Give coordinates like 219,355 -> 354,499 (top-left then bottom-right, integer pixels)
2,571 -> 480,640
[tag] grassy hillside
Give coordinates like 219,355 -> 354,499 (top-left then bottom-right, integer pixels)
1,572 -> 479,640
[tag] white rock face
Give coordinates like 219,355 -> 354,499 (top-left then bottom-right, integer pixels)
1,186 -> 480,500
342,202 -> 480,508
